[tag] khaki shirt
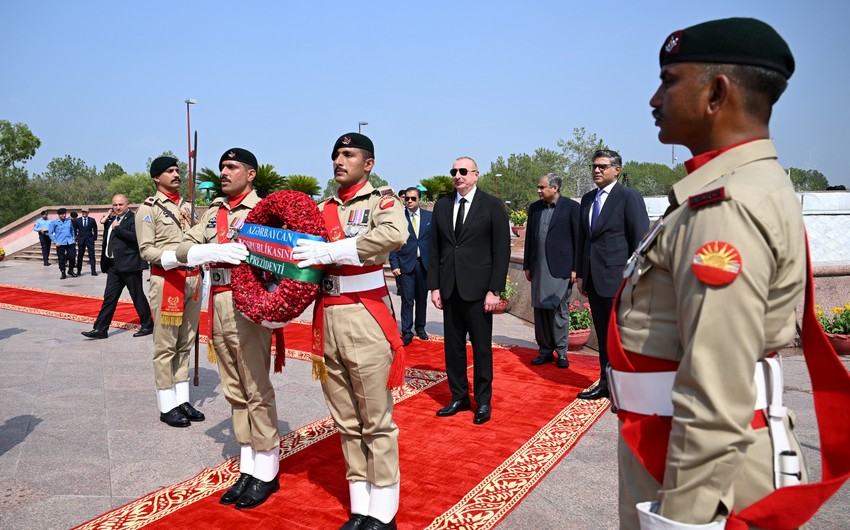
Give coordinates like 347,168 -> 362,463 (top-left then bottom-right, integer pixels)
136,191 -> 194,266
616,140 -> 805,521
176,190 -> 262,261
319,182 -> 407,266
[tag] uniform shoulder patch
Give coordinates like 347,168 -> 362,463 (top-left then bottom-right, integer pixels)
688,187 -> 726,209
142,214 -> 152,223
691,241 -> 742,286
143,197 -> 155,206
379,195 -> 396,210
377,186 -> 395,196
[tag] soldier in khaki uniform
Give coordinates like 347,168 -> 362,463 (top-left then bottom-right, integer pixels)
135,156 -> 205,428
174,148 -> 280,511
293,133 -> 407,530
609,19 -> 811,529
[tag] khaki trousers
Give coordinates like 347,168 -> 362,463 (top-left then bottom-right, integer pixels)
322,303 -> 400,486
149,273 -> 201,389
212,290 -> 278,451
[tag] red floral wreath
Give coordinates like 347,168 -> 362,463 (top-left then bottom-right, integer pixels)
231,190 -> 327,324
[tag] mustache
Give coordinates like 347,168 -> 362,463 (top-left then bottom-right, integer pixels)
652,109 -> 663,121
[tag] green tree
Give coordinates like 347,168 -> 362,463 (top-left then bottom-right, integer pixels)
622,161 -> 685,196
0,120 -> 41,168
419,176 -> 454,201
99,162 -> 126,181
557,127 -> 607,197
29,155 -> 104,205
106,172 -> 153,204
788,167 -> 829,191
43,155 -> 96,182
480,147 -> 568,211
283,175 -> 321,197
0,166 -> 39,227
253,164 -> 287,198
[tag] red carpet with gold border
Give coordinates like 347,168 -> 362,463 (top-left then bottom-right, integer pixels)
0,284 -> 608,529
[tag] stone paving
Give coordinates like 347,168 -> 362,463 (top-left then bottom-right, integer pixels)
0,259 -> 847,529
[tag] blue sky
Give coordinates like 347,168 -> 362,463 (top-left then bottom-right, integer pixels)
3,1 -> 849,194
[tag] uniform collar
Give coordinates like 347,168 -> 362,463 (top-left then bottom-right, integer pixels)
332,181 -> 375,205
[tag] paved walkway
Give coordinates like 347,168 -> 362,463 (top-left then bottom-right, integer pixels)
0,259 -> 847,529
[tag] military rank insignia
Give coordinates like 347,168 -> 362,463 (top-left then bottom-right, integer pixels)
379,196 -> 395,210
691,241 -> 742,286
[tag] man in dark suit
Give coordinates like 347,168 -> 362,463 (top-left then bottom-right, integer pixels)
81,194 -> 153,339
429,157 -> 510,425
576,150 -> 649,401
524,173 -> 580,368
73,207 -> 98,276
389,187 -> 432,346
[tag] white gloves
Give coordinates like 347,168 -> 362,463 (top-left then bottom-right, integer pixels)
186,243 -> 249,267
293,238 -> 361,268
636,502 -> 726,529
160,250 -> 183,271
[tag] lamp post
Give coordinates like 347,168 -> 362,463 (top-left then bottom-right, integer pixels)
358,121 -> 368,134
185,99 -> 197,202
495,173 -> 502,198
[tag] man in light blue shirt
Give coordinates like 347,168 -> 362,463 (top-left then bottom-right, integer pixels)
49,207 -> 77,279
33,210 -> 52,266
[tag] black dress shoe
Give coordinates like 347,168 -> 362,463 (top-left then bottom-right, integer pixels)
556,354 -> 570,368
402,334 -> 413,347
436,399 -> 471,417
220,473 -> 253,505
361,516 -> 397,530
235,475 -> 280,510
81,329 -> 108,339
179,402 -> 205,422
91,272 -> 98,276
473,404 -> 491,425
415,330 -> 428,341
44,262 -> 50,266
339,513 -> 369,530
530,352 -> 555,365
160,406 -> 190,428
68,271 -> 78,277
60,272 -> 67,279
133,327 -> 153,337
577,384 -> 610,400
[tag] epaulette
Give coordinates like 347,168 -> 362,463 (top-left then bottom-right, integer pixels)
688,187 -> 727,209
376,186 -> 395,196
143,197 -> 155,206
210,196 -> 225,206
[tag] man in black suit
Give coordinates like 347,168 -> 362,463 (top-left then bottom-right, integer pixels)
389,187 -> 432,346
81,194 -> 153,339
429,157 -> 510,425
524,173 -> 580,368
73,207 -> 98,276
576,150 -> 649,401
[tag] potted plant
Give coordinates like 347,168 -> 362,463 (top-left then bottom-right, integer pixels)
509,210 -> 527,237
493,275 -> 517,314
568,300 -> 593,350
0,247 -> 5,262
817,303 -> 850,355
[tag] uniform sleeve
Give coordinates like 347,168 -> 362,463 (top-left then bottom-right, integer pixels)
356,194 -> 407,263
657,200 -> 775,523
135,204 -> 163,264
175,207 -> 214,262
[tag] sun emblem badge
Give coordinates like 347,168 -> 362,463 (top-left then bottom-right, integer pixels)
691,241 -> 742,286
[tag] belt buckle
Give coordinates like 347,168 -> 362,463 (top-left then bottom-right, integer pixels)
322,275 -> 341,296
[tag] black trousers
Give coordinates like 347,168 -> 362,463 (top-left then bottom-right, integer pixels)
443,289 -> 493,407
586,279 -> 614,383
38,233 -> 51,264
76,239 -> 96,273
92,267 -> 153,331
56,244 -> 76,273
399,259 -> 427,336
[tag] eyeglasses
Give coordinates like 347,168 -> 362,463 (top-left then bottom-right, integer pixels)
590,164 -> 616,171
450,168 -> 477,177
402,196 -> 418,202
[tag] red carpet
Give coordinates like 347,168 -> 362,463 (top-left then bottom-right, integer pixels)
0,284 -> 608,529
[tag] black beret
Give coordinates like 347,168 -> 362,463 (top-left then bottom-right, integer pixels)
332,133 -> 374,160
150,156 -> 178,178
70,211 -> 78,218
219,148 -> 258,170
660,17 -> 794,79
57,208 -> 67,215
